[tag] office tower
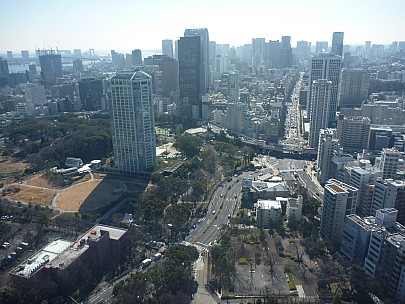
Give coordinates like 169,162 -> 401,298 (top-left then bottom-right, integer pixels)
209,41 -> 216,68
320,179 -> 358,245
132,49 -> 142,66
279,36 -> 293,68
337,115 -> 370,151
73,59 -> 83,73
315,41 -> 328,54
307,53 -> 342,127
111,50 -> 117,64
24,84 -> 46,105
109,71 -> 156,175
162,39 -> 173,58
309,79 -> 332,148
174,40 -> 178,60
157,56 -> 179,97
39,53 -> 63,86
0,57 -> 9,86
317,128 -> 340,184
184,28 -> 209,92
368,126 -> 393,150
252,38 -> 266,67
78,78 -> 103,111
227,71 -> 239,103
296,41 -> 311,61
6,51 -> 13,60
331,32 -> 344,56
124,54 -> 132,67
50,83 -> 75,101
365,41 -> 371,58
73,49 -> 82,57
178,36 -> 204,119
21,50 -> 29,60
378,148 -> 401,179
338,68 -> 370,108
28,63 -> 36,75
267,40 -> 281,68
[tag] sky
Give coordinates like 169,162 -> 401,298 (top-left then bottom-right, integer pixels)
1,0 -> 404,55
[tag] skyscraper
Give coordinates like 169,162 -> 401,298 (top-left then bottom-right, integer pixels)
279,36 -> 293,68
21,50 -> 29,60
132,49 -> 143,66
0,57 -> 9,86
78,78 -> 103,111
331,32 -> 344,56
184,28 -> 209,92
109,70 -> 156,175
309,79 -> 332,148
267,40 -> 281,68
307,53 -> 342,127
162,39 -> 174,58
39,53 -> 63,86
296,41 -> 311,61
315,41 -> 328,54
252,38 -> 266,67
338,68 -> 370,108
178,36 -> 204,119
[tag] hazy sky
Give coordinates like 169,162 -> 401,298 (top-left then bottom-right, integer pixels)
1,0 -> 404,54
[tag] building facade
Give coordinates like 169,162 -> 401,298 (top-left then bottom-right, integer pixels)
320,179 -> 358,245
309,80 -> 332,148
109,71 -> 156,175
307,53 -> 342,127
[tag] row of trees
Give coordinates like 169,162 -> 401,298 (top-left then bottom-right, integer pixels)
112,244 -> 199,303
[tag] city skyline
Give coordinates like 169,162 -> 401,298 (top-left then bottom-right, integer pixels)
1,0 -> 404,53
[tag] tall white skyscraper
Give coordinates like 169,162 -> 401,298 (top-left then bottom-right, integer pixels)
309,79 -> 332,148
162,39 -> 174,58
109,70 -> 156,175
307,53 -> 342,127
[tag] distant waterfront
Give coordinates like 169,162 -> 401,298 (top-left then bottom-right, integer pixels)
7,50 -> 160,73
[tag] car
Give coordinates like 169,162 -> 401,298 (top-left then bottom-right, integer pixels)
212,210 -> 216,215
234,194 -> 237,198
228,214 -> 231,219
220,194 -> 223,198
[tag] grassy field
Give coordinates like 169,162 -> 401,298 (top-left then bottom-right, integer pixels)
56,179 -> 124,212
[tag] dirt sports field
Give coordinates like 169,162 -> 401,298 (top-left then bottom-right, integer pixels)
55,179 -> 125,212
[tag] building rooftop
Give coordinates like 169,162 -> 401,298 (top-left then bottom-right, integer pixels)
257,199 -> 282,210
10,240 -> 72,278
10,225 -> 127,278
252,181 -> 288,193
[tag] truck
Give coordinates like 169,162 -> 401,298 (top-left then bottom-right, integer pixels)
141,258 -> 152,269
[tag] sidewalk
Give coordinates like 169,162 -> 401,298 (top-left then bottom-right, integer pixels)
192,255 -> 219,304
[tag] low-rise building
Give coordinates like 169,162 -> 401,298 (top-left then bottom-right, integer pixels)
256,199 -> 282,228
286,196 -> 303,222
